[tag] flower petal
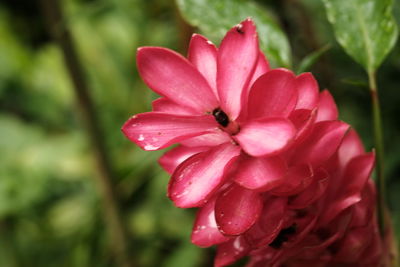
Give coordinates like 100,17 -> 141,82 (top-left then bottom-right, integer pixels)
320,152 -> 375,224
288,168 -> 329,209
245,197 -> 287,247
337,129 -> 365,170
191,197 -> 230,247
152,97 -> 195,115
215,236 -> 250,267
168,143 -> 240,208
233,154 -> 287,191
137,47 -> 218,113
180,130 -> 231,147
215,184 -> 263,235
188,34 -> 218,96
295,73 -> 319,110
358,223 -> 382,265
315,90 -> 338,122
334,224 -> 373,262
249,51 -> 270,86
289,108 -> 317,143
234,118 -> 296,157
247,69 -> 297,119
217,19 -> 259,119
350,181 -> 375,228
158,145 -> 209,174
290,121 -> 349,166
122,112 -> 217,151
271,164 -> 314,196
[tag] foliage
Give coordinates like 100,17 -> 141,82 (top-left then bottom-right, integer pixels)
323,0 -> 398,73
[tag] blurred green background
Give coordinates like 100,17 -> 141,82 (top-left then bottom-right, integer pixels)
0,0 -> 399,266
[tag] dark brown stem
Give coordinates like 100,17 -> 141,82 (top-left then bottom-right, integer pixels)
39,1 -> 132,266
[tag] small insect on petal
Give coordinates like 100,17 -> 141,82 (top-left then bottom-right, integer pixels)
213,108 -> 230,127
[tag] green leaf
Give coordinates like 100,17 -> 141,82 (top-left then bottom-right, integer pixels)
176,0 -> 292,68
296,44 -> 331,74
323,0 -> 398,73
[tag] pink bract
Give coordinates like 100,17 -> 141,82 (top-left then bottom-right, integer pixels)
122,18 -> 383,267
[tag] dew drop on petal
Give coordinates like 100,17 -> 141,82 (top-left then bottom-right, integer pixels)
144,144 -> 158,150
138,134 -> 145,141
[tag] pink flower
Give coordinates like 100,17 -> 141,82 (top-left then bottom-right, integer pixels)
122,18 -> 320,211
122,18 -> 383,267
122,18 -> 336,237
244,129 -> 380,267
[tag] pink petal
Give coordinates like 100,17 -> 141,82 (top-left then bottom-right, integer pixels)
315,90 -> 338,122
122,112 -> 217,151
320,153 -> 375,224
168,143 -> 240,208
217,18 -> 259,120
246,246 -> 281,267
158,145 -> 209,174
289,108 -> 317,143
137,47 -> 218,113
247,69 -> 297,119
215,236 -> 250,267
271,164 -> 314,196
298,233 -> 341,260
350,181 -> 375,228
188,34 -> 218,96
180,130 -> 231,147
313,208 -> 353,246
245,197 -> 287,247
334,224 -> 373,262
233,154 -> 287,191
152,97 -> 195,115
191,197 -> 230,247
234,118 -> 296,157
290,121 -> 349,166
288,168 -> 329,209
337,129 -> 365,170
249,51 -> 270,86
295,73 -> 319,110
215,184 -> 263,235
358,223 -> 382,265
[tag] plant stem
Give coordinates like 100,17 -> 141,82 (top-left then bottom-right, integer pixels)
39,1 -> 133,266
368,70 -> 385,236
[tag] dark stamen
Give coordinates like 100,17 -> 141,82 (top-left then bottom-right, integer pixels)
269,224 -> 297,249
212,108 -> 229,127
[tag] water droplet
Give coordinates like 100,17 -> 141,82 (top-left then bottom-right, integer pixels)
144,144 -> 157,150
233,238 -> 243,251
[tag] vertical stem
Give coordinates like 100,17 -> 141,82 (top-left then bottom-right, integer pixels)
39,1 -> 133,266
368,70 -> 385,236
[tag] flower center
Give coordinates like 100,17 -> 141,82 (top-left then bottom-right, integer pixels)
212,108 -> 229,127
212,108 -> 240,135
